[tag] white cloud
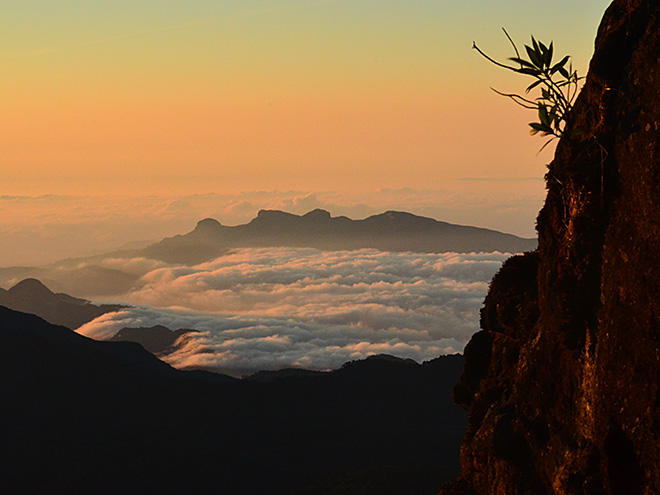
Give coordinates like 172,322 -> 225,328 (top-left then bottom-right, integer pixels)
77,248 -> 509,376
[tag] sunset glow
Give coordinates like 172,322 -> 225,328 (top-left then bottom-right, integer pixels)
3,0 -> 609,198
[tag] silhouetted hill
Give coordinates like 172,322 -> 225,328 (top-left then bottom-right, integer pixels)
109,325 -> 197,355
0,263 -> 139,297
0,305 -> 466,494
0,278 -> 124,329
245,367 -> 325,382
144,209 -> 537,264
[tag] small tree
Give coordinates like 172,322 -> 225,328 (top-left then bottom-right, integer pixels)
473,28 -> 583,152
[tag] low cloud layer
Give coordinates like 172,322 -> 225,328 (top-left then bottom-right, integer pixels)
77,248 -> 509,376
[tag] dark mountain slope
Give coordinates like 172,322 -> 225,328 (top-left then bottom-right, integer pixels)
441,1 -> 660,493
144,209 -> 536,264
109,325 -> 197,355
0,278 -> 123,329
0,306 -> 466,494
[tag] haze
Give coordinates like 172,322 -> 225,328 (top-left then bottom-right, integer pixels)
2,1 -> 609,265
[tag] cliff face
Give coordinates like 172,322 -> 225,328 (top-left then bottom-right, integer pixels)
444,1 -> 660,493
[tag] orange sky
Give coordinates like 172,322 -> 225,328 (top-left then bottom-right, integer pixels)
2,0 -> 610,196
0,1 -> 615,265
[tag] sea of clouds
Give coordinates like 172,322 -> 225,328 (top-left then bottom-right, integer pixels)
76,248 -> 510,376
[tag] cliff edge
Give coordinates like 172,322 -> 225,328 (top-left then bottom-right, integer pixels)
443,1 -> 660,493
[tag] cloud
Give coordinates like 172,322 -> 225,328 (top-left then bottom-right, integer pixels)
77,248 -> 509,376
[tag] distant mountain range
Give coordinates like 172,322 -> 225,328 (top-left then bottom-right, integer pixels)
144,209 -> 537,264
0,304 -> 466,493
0,209 -> 535,296
0,278 -> 124,329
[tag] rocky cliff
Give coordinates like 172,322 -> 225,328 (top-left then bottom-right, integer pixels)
442,1 -> 660,493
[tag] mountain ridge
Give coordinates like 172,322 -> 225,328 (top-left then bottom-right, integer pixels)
0,277 -> 124,330
0,304 -> 466,493
145,209 -> 536,264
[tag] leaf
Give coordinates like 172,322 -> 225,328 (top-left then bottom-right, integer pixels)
529,122 -> 552,136
531,36 -> 540,54
525,44 -> 542,69
559,67 -> 570,78
508,57 -> 536,69
539,41 -> 550,67
538,104 -> 550,127
525,79 -> 544,93
551,55 -> 570,74
517,67 -> 540,76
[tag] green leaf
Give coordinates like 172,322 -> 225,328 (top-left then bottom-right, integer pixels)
529,122 -> 552,135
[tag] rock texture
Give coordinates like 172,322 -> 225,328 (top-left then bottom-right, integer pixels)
442,1 -> 660,493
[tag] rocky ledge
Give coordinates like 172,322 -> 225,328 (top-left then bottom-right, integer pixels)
442,1 -> 660,493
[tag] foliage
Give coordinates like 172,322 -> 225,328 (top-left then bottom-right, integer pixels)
473,29 -> 583,151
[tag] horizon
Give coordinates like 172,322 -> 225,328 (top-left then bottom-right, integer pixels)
1,1 -> 611,371
3,2 -> 610,266
3,1 -> 609,195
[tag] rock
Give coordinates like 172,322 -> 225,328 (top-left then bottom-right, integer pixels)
442,1 -> 660,493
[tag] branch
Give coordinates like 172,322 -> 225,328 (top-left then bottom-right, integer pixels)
490,88 -> 537,109
502,28 -> 522,67
472,42 -> 519,72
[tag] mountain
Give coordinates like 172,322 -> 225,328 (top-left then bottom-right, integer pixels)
0,263 -> 139,297
109,325 -> 197,355
0,278 -> 124,329
0,305 -> 466,494
143,209 -> 537,264
441,2 -> 660,493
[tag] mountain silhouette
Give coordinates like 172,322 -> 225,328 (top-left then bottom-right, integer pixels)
110,325 -> 197,354
144,209 -> 537,264
0,305 -> 465,494
0,278 -> 124,329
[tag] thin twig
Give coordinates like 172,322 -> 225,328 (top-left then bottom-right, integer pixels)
490,88 -> 537,109
472,42 -> 517,72
502,28 -> 521,66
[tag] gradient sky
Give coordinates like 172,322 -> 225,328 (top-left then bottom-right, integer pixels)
3,0 -> 611,196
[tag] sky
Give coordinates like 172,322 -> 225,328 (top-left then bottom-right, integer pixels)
1,0 -> 612,265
